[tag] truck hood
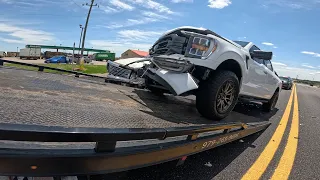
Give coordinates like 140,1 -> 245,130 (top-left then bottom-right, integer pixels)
114,58 -> 151,69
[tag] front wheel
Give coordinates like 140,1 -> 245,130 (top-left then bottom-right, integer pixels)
262,90 -> 279,112
196,71 -> 240,120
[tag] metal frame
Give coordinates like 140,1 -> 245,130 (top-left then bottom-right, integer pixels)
0,59 -> 105,79
0,122 -> 270,176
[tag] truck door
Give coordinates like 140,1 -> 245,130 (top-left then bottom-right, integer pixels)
242,45 -> 268,98
263,60 -> 279,99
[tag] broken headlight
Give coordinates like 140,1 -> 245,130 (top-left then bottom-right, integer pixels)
185,35 -> 217,59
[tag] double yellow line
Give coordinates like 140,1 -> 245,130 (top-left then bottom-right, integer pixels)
242,84 -> 299,180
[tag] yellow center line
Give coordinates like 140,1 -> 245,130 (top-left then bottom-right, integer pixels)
271,85 -> 299,180
241,86 -> 295,180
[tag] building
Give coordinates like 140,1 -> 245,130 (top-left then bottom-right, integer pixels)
121,49 -> 149,59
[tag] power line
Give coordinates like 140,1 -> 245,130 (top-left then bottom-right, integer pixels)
71,0 -> 82,8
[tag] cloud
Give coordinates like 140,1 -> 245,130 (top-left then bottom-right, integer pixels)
142,11 -> 169,19
301,51 -> 320,57
105,11 -> 169,29
208,0 -> 231,9
262,42 -> 274,46
117,30 -> 163,41
273,46 -> 278,48
171,0 -> 193,3
0,23 -> 55,44
302,64 -> 316,69
272,61 -> 287,66
106,18 -> 157,29
273,64 -> 320,81
110,0 -> 135,10
0,0 -> 13,4
89,27 -> 164,56
263,0 -> 320,10
101,6 -> 120,13
89,40 -> 152,55
127,0 -> 174,14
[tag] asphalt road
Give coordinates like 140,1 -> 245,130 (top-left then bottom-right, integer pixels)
101,84 -> 320,180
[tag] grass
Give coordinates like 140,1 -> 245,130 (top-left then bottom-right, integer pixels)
4,63 -> 107,75
293,79 -> 320,87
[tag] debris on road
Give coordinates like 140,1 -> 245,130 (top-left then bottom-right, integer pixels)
204,162 -> 213,167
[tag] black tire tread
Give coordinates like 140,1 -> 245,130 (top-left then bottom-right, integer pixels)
262,90 -> 279,112
196,70 -> 240,120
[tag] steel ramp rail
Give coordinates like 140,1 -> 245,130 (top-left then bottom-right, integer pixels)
0,122 -> 270,176
0,59 -> 105,79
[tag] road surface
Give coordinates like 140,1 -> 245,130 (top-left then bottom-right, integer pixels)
101,83 -> 320,180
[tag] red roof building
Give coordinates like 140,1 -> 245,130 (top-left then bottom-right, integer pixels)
121,49 -> 149,59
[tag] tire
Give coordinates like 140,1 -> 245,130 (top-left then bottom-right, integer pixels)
196,71 -> 240,120
262,90 -> 279,112
57,61 -> 60,64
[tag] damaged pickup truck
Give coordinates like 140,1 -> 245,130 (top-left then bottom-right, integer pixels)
107,26 -> 282,120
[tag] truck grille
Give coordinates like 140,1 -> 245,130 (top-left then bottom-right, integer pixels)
150,34 -> 188,56
107,61 -> 132,79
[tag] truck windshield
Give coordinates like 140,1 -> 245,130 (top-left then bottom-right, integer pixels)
233,41 -> 249,47
280,77 -> 289,81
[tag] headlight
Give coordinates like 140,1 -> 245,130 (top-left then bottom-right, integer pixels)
184,35 -> 217,59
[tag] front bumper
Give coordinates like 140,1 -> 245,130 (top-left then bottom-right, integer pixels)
151,55 -> 193,73
106,60 -> 145,85
145,68 -> 198,96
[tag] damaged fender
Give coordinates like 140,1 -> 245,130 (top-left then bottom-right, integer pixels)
147,68 -> 198,95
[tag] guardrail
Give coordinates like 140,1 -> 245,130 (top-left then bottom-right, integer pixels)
0,59 -> 105,79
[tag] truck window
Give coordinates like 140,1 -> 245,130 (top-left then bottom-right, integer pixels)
254,58 -> 264,64
264,60 -> 273,71
249,45 -> 260,53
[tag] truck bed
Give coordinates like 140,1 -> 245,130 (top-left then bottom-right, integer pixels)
0,67 -> 269,129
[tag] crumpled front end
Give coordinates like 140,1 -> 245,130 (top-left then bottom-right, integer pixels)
106,60 -> 149,85
145,27 -> 220,95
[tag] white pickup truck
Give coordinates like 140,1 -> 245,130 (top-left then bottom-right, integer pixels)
107,26 -> 282,120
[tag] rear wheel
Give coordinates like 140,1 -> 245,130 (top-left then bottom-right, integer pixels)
262,90 -> 279,112
196,71 -> 240,120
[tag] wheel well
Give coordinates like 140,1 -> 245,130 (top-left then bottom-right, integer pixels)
215,59 -> 242,81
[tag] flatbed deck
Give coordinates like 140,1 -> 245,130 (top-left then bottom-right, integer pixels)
0,67 -> 270,129
0,66 -> 272,176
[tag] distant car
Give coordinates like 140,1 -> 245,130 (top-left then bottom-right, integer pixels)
279,76 -> 293,90
45,56 -> 69,64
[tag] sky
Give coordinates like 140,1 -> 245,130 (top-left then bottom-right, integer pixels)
0,0 -> 320,81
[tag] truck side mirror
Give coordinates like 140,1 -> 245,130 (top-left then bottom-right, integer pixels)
251,50 -> 273,60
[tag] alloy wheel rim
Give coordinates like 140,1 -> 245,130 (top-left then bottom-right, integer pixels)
216,80 -> 235,114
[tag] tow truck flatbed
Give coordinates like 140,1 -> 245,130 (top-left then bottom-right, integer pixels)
0,64 -> 271,177
0,67 -> 268,129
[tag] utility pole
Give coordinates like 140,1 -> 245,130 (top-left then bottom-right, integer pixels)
72,42 -> 75,69
80,0 -> 98,59
78,24 -> 84,54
